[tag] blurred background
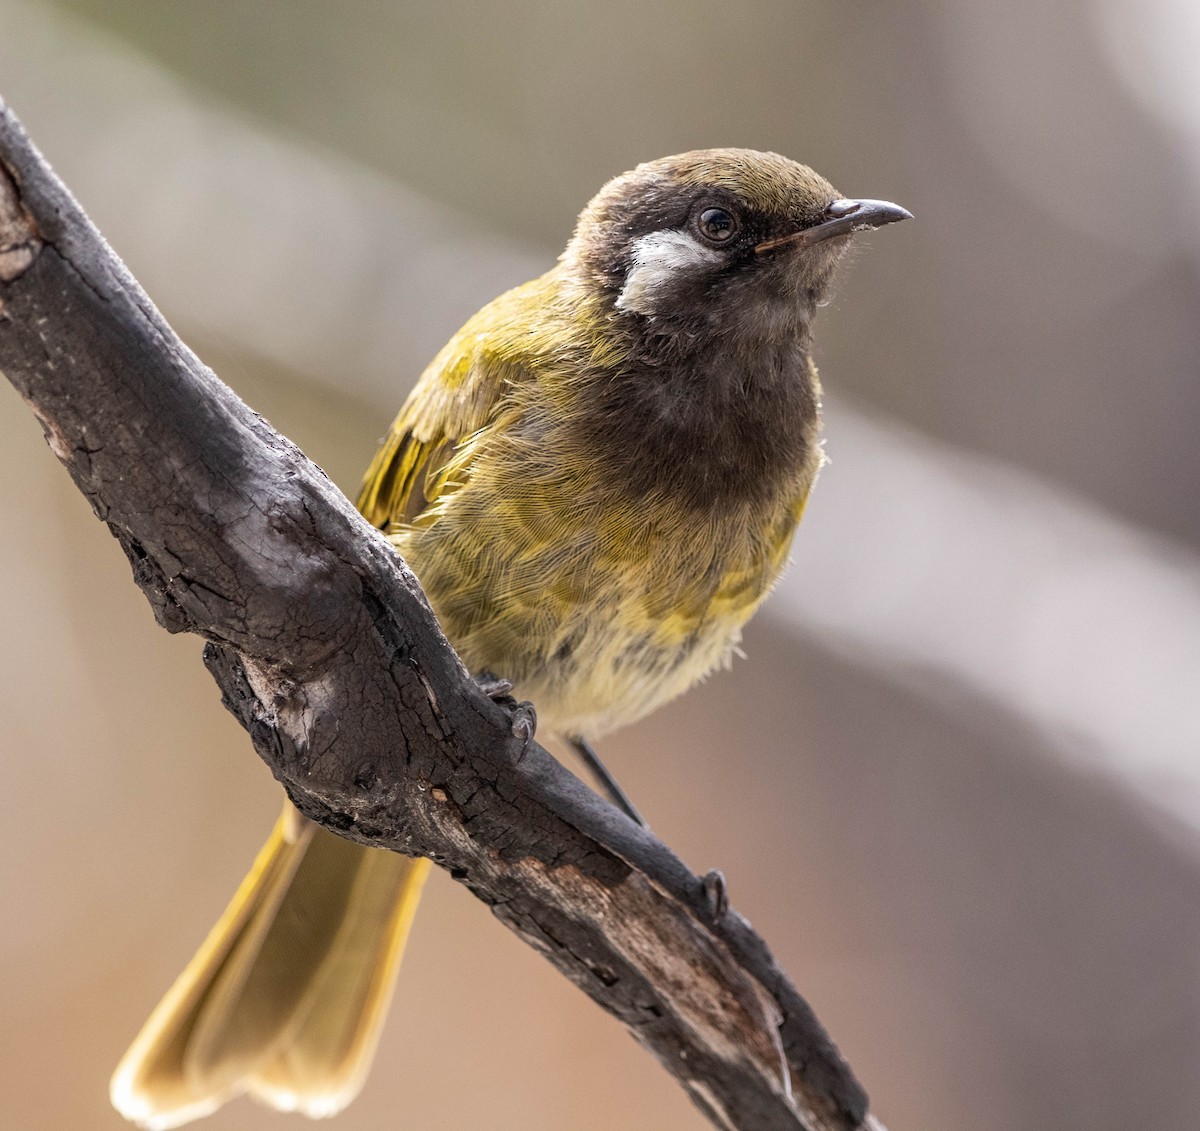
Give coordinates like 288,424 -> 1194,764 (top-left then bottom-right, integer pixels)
1,1 -> 1199,1128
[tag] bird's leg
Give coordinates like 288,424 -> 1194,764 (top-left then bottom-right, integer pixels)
475,677 -> 642,818
569,736 -> 646,827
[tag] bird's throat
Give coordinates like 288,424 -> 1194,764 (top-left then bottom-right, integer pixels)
573,337 -> 821,512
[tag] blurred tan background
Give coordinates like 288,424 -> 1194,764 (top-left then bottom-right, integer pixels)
2,2 -> 1200,1129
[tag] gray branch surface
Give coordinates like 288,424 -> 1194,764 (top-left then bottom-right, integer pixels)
0,99 -> 880,1131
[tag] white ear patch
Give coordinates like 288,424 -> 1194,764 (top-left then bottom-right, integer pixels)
615,230 -> 722,316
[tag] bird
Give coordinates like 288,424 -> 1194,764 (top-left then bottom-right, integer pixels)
109,148 -> 909,1128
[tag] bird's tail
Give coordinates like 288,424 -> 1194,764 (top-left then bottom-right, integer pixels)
110,804 -> 429,1129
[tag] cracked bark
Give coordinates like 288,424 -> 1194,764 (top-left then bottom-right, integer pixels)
0,99 -> 883,1131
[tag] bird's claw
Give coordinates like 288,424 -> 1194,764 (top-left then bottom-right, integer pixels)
701,869 -> 728,923
510,701 -> 537,762
473,671 -> 535,761
474,671 -> 514,700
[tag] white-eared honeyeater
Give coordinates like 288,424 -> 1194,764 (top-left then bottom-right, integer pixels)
111,148 -> 909,1127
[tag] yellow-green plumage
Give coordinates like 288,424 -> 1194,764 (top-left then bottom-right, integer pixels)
113,149 -> 906,1127
362,266 -> 821,737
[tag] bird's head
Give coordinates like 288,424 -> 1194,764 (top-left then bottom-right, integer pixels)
562,148 -> 910,349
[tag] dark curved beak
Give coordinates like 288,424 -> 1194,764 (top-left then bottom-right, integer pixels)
755,198 -> 913,255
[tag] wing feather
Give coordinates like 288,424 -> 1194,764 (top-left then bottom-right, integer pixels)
355,276 -> 553,531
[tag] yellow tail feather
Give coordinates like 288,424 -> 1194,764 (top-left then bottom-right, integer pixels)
111,804 -> 430,1129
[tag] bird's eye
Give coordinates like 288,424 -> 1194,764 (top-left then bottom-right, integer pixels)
697,207 -> 738,243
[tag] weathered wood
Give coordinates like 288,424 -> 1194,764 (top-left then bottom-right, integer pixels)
0,98 -> 878,1131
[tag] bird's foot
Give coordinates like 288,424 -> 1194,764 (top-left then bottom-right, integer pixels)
700,869 -> 729,923
509,701 -> 537,762
473,671 -> 536,761
474,671 -> 514,700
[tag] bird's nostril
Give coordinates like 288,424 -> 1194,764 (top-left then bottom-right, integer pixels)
825,199 -> 862,219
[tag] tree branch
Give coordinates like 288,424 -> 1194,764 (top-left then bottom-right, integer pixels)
0,99 -> 880,1131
